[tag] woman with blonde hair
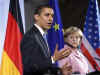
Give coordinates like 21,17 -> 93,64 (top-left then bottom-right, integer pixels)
58,26 -> 89,75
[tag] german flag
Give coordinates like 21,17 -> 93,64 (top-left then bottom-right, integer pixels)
0,0 -> 24,75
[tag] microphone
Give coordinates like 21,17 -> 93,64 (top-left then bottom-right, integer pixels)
72,71 -> 80,74
94,57 -> 100,61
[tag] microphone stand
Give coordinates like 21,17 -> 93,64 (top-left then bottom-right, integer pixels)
94,57 -> 100,71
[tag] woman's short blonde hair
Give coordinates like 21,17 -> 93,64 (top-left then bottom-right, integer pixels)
64,26 -> 83,38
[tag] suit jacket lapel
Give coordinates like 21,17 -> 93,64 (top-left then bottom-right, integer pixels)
33,25 -> 50,58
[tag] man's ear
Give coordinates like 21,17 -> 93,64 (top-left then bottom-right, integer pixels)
34,14 -> 39,21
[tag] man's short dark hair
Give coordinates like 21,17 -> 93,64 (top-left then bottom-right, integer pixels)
34,3 -> 52,15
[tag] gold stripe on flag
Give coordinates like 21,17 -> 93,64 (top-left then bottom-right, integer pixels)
1,51 -> 20,75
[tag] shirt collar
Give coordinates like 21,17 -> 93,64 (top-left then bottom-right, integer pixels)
34,24 -> 45,36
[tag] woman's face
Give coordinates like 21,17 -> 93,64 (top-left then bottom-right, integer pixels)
65,32 -> 81,48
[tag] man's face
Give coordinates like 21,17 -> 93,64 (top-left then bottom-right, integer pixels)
35,8 -> 54,30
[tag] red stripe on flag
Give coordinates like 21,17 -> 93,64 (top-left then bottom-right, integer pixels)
4,12 -> 23,74
96,48 -> 100,57
81,43 -> 99,70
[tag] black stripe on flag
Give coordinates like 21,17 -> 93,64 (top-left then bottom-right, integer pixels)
9,0 -> 24,34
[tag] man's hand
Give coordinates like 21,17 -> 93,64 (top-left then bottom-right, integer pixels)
52,44 -> 72,61
61,62 -> 72,75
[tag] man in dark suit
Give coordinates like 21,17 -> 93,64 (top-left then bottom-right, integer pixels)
20,4 -> 71,75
